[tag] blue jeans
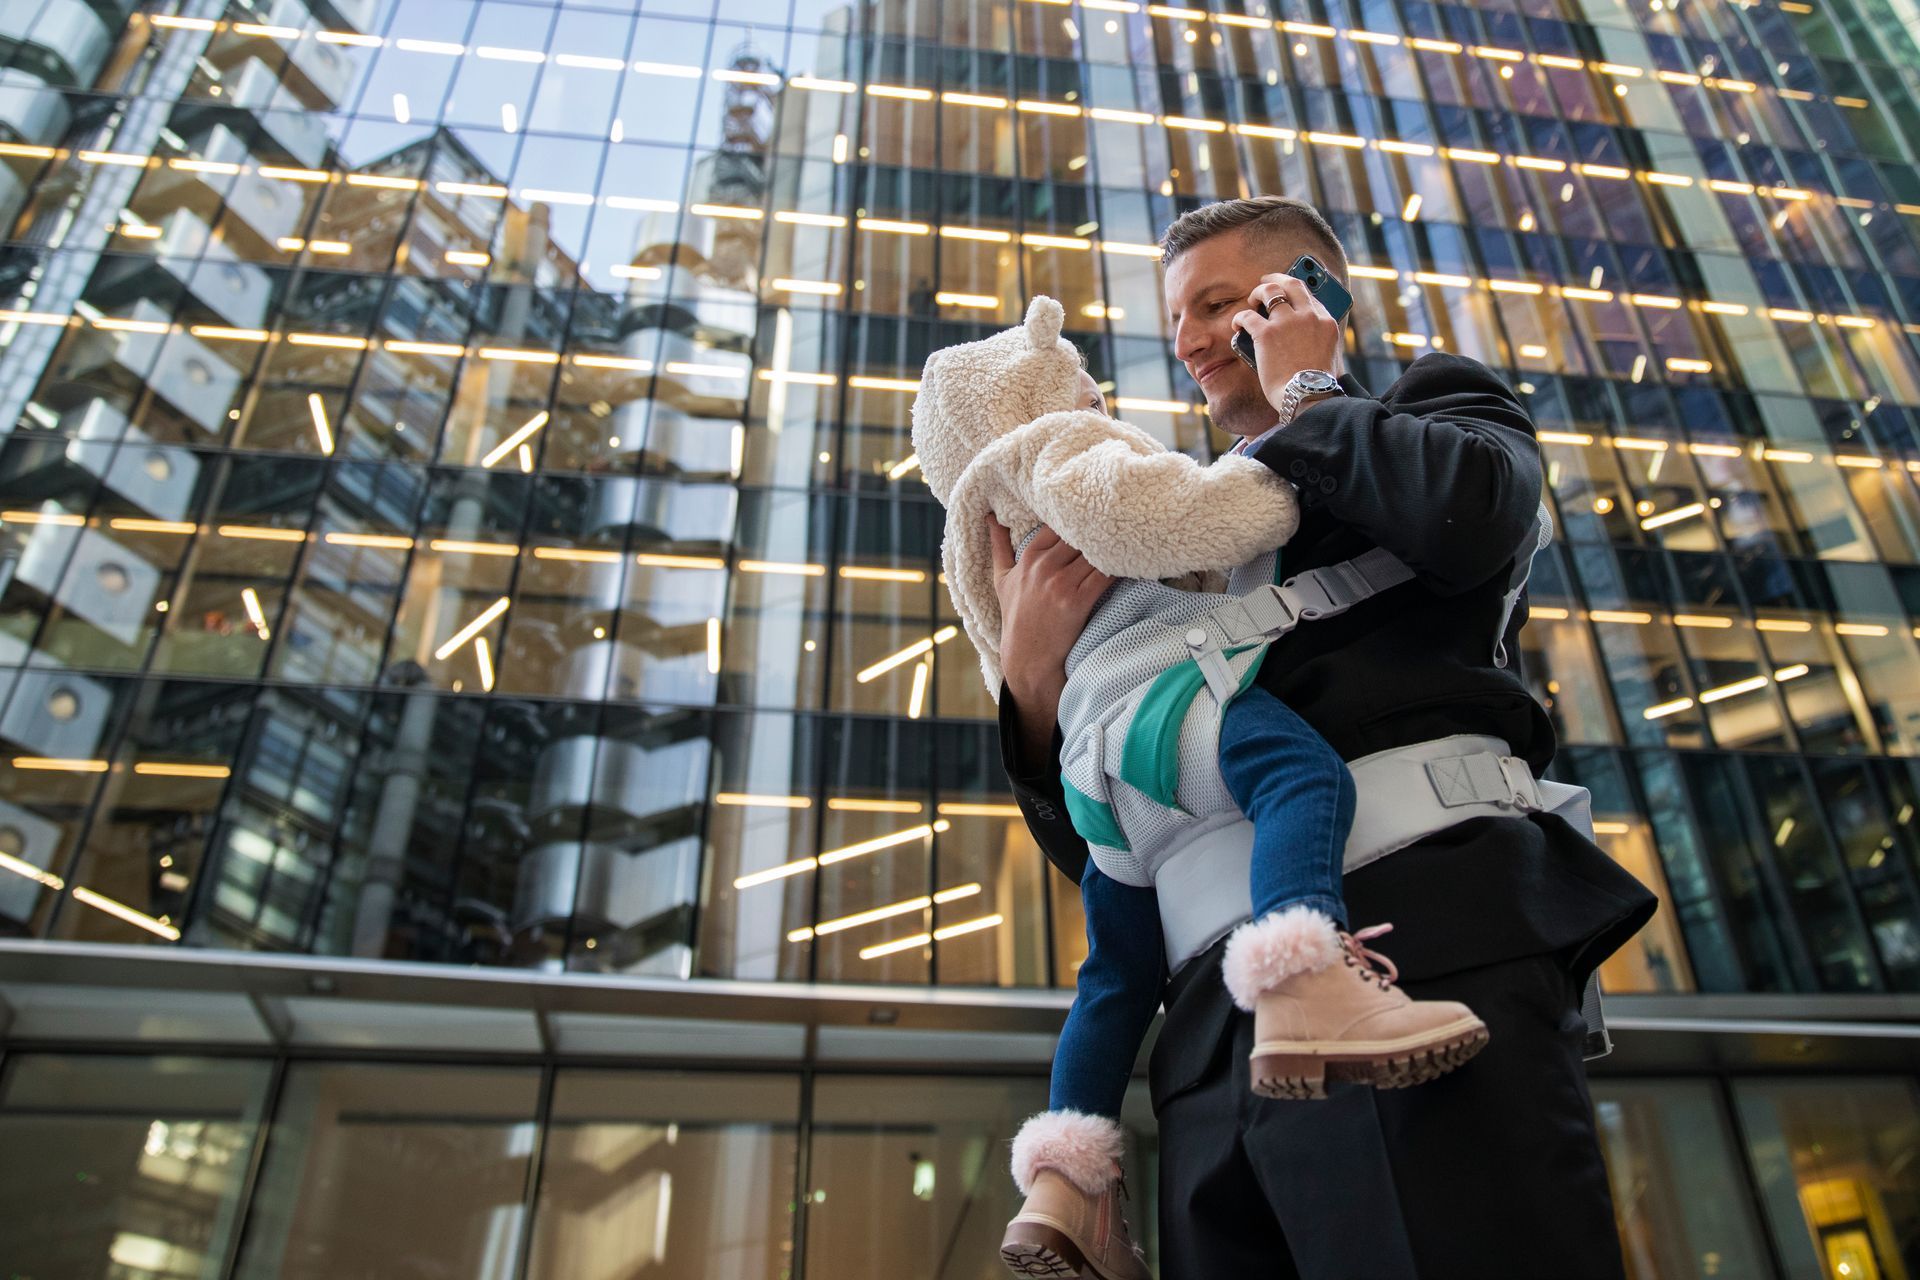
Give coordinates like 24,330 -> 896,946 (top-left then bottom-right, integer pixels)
1220,683 -> 1354,927
1050,858 -> 1165,1117
1049,683 -> 1355,1119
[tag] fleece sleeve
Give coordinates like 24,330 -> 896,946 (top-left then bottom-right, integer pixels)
1019,409 -> 1300,581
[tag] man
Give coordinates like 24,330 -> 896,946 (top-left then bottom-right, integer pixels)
990,196 -> 1657,1278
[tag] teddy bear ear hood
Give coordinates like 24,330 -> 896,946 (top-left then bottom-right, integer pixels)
910,296 -> 1082,506
1023,293 -> 1064,349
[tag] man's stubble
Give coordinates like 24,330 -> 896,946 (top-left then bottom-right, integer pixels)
1206,382 -> 1278,440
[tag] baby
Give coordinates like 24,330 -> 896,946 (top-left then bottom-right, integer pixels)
911,298 -> 1488,1280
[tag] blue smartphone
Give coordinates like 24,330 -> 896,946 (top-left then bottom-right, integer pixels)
1232,254 -> 1355,372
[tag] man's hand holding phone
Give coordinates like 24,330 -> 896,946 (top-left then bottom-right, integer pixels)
1232,273 -> 1345,418
1231,255 -> 1350,426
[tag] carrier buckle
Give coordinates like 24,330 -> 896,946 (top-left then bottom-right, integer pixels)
1279,575 -> 1343,622
1499,756 -> 1543,810
1426,750 -> 1543,811
1240,585 -> 1302,637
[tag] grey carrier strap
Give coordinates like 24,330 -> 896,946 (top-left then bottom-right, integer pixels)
1183,546 -> 1416,703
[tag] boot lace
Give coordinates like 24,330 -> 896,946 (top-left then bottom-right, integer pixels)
1112,1171 -> 1148,1260
1340,923 -> 1399,991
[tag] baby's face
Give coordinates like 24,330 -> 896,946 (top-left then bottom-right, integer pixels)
1074,369 -> 1108,416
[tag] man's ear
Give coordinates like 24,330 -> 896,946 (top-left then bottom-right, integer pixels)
1024,296 -> 1065,349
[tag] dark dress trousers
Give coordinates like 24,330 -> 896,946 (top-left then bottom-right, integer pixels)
998,353 -> 1659,1279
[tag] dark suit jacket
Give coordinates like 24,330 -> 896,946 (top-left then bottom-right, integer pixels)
998,352 -> 1656,989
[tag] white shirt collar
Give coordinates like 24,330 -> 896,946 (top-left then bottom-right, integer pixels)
1230,420 -> 1284,456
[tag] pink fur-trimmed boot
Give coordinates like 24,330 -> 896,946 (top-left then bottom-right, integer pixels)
1222,905 -> 1489,1101
1000,1111 -> 1151,1280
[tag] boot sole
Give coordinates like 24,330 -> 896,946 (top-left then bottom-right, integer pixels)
1001,1216 -> 1134,1279
1249,1016 -> 1490,1101
1001,1217 -> 1084,1278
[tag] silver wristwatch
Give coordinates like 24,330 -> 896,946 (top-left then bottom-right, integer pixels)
1276,369 -> 1343,428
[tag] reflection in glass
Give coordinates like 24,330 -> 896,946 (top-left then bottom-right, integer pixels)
1745,754 -> 1883,992
0,1054 -> 271,1280
1672,751 -> 1818,992
807,1076 -> 1050,1278
232,1062 -> 540,1279
1735,1079 -> 1920,1280
1552,747 -> 1697,993
527,1070 -> 799,1279
1591,1080 -> 1774,1280
1809,757 -> 1920,991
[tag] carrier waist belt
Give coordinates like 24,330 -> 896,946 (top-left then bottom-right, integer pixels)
1156,733 -> 1592,971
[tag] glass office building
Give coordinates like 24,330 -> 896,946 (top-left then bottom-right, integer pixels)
1,0 -> 1919,1273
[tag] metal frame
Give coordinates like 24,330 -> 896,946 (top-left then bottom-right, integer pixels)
509,1063 -> 558,1280
215,1056 -> 288,1280
8,941 -> 1920,1075
1715,1073 -> 1798,1280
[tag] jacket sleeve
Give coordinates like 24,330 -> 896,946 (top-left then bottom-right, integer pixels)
997,686 -> 1089,884
1020,410 -> 1299,581
1251,353 -> 1543,595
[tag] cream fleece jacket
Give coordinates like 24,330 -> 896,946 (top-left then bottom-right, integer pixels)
912,296 -> 1300,696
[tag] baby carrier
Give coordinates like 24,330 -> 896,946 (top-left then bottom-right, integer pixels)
1053,503 -> 1616,1058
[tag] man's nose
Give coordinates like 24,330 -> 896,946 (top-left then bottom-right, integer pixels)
1173,314 -> 1209,364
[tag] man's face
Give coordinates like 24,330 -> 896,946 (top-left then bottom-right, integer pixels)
1164,227 -> 1339,437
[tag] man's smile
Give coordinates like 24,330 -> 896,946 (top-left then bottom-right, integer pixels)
1192,356 -> 1235,388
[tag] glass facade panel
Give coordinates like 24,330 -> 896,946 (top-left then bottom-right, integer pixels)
806,1075 -> 1052,1276
0,1053 -> 272,1279
526,1070 -> 800,1279
1593,1079 -> 1775,1280
18,1049 -> 1920,1280
1734,1078 -> 1920,1280
231,1061 -> 542,1278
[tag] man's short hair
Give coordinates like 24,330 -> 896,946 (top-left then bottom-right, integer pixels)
1159,196 -> 1348,282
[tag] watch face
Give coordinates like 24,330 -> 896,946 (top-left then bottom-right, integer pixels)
1297,370 -> 1339,393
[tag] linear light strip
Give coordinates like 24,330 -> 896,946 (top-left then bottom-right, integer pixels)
936,912 -> 1004,941
859,931 -> 931,959
129,16 -> 1880,124
859,913 -> 1005,959
0,851 -> 63,890
13,756 -> 109,772
788,884 -> 988,943
124,268 -> 1876,343
306,394 -> 335,455
133,762 -> 232,778
858,626 -> 959,683
714,802 -> 1029,821
71,887 -> 180,940
716,793 -> 813,809
816,823 -> 946,867
480,412 -> 549,469
31,202 -> 1893,331
433,597 -> 511,660
134,105 -> 1873,210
